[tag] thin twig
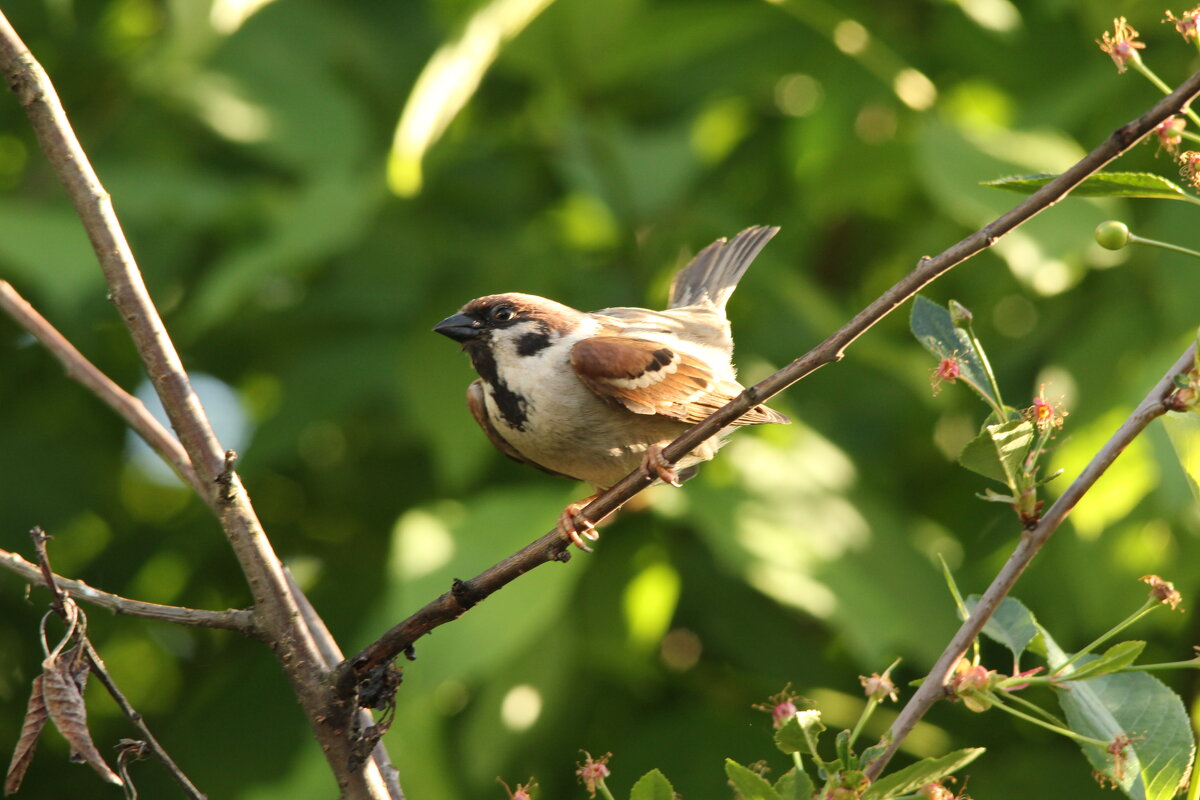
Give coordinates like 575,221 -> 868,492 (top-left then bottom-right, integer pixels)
0,281 -> 203,495
339,71 -> 1200,690
82,641 -> 207,800
862,342 -> 1198,779
29,529 -> 207,800
0,547 -> 254,633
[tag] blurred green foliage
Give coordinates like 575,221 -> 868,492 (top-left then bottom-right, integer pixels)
1,0 -> 1199,797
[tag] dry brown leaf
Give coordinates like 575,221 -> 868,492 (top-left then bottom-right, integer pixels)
4,675 -> 48,796
41,655 -> 122,787
60,644 -> 89,696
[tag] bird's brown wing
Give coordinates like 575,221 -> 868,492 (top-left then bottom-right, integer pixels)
466,380 -> 575,478
570,336 -> 788,426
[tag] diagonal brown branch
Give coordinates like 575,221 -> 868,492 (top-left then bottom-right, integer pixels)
0,280 -> 203,495
0,547 -> 254,633
863,341 -> 1198,778
339,70 -> 1200,691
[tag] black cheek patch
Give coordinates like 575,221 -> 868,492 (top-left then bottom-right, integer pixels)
516,326 -> 553,356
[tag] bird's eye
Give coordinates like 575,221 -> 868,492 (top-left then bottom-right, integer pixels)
491,305 -> 515,322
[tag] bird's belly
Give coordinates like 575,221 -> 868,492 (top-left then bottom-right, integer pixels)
486,383 -> 711,488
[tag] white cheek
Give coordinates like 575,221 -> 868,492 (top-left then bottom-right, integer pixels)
492,318 -> 601,398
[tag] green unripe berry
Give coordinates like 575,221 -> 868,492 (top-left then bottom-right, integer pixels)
1095,220 -> 1131,250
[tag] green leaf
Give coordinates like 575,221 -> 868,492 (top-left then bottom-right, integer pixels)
1057,640 -> 1146,682
982,171 -> 1193,200
968,595 -> 1044,659
910,296 -> 1000,409
958,429 -> 1007,485
860,740 -> 892,768
629,769 -> 675,800
863,748 -> 985,799
1045,635 -> 1195,800
725,759 -> 783,800
775,710 -> 825,755
836,729 -> 854,769
774,768 -> 816,800
774,715 -> 805,754
1162,412 -> 1200,504
957,419 -> 1035,489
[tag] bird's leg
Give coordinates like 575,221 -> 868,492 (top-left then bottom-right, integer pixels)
558,494 -> 601,552
642,443 -> 681,487
558,445 -> 679,552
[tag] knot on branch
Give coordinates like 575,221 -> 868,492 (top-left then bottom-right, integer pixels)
356,662 -> 403,712
451,577 -> 484,610
214,449 -> 238,505
346,662 -> 402,770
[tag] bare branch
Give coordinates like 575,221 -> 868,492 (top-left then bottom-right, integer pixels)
0,280 -> 203,495
0,15 -> 225,492
862,341 -> 1198,779
0,14 -> 397,796
0,547 -> 254,633
339,71 -> 1200,689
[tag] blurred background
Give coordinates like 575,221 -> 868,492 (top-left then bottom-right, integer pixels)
1,0 -> 1198,797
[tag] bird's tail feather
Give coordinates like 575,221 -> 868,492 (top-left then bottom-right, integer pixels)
668,225 -> 780,310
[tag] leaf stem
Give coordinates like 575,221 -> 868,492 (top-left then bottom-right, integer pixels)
963,321 -> 1006,418
988,694 -> 1110,747
939,557 -> 981,666
1054,600 -> 1157,676
996,686 -> 1067,728
1132,53 -> 1200,128
848,698 -> 880,747
1129,232 -> 1200,257
1119,658 -> 1200,672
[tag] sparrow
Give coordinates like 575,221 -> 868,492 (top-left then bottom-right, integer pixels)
433,225 -> 790,551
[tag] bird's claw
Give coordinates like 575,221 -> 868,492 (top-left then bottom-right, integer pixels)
558,499 -> 599,553
644,443 -> 681,487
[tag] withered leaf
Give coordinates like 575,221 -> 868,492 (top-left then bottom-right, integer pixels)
4,675 -> 48,796
41,655 -> 122,787
60,644 -> 89,697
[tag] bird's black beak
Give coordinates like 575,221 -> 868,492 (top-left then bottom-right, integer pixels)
433,312 -> 483,343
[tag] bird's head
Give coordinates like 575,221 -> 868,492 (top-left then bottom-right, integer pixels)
434,292 -> 586,359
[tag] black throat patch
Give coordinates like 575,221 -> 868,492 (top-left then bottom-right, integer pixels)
465,341 -> 529,431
